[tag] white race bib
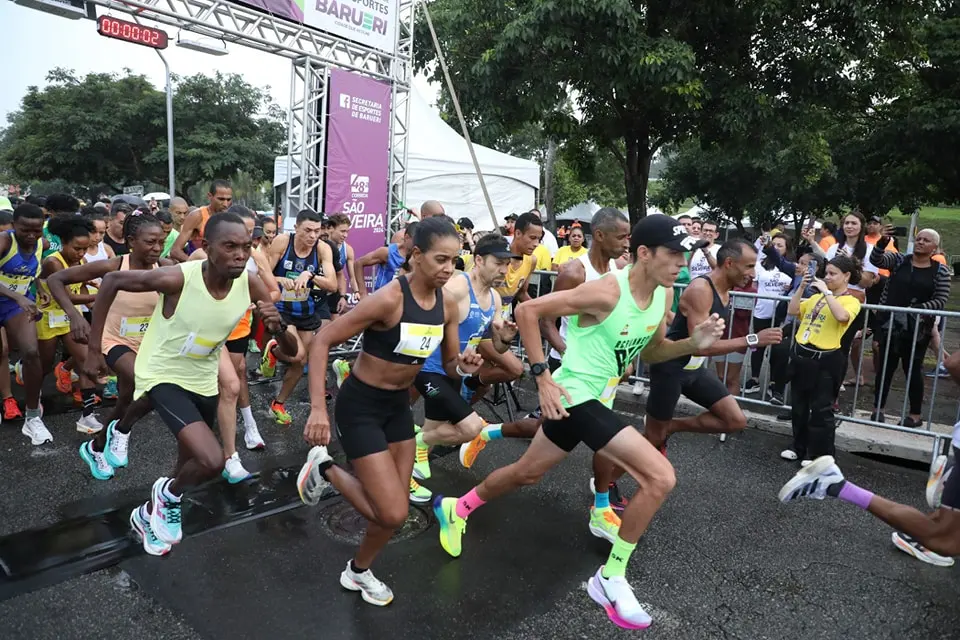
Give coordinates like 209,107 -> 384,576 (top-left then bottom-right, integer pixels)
467,336 -> 482,350
394,322 -> 443,359
281,287 -> 309,303
120,316 -> 151,338
47,311 -> 69,329
178,332 -> 225,359
599,376 -> 621,406
683,355 -> 706,371
500,303 -> 512,321
2,280 -> 31,295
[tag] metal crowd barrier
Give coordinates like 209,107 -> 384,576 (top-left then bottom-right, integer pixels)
527,268 -> 956,462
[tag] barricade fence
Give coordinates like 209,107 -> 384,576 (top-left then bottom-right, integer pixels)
526,269 -> 956,463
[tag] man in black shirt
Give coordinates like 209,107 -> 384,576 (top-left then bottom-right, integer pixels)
103,202 -> 131,256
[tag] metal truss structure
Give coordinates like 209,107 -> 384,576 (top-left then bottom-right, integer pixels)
84,0 -> 415,238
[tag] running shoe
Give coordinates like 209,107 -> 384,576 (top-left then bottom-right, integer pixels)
102,376 -> 119,400
590,478 -> 629,513
54,361 -> 73,394
149,477 -> 183,545
632,380 -> 645,396
13,361 -> 22,386
926,454 -> 953,510
130,504 -> 171,557
413,423 -> 422,434
260,339 -> 278,378
459,379 -> 475,404
587,567 -> 652,630
743,379 -> 761,395
76,413 -> 104,435
222,452 -> 252,484
3,397 -> 22,421
270,399 -> 292,425
413,437 -> 431,480
22,417 -> 52,445
409,477 -> 432,504
79,441 -> 114,481
588,507 -> 621,543
332,358 -> 351,388
340,560 -> 394,606
244,422 -> 266,450
891,531 -> 955,567
104,420 -> 130,468
459,432 -> 487,469
297,445 -> 333,506
778,456 -> 845,503
432,496 -> 466,558
248,338 -> 261,354
780,449 -> 798,461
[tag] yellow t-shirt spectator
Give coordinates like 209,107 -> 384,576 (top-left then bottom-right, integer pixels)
795,293 -> 862,350
532,244 -> 553,271
553,245 -> 587,267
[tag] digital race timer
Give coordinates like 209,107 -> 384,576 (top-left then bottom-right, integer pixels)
97,15 -> 169,50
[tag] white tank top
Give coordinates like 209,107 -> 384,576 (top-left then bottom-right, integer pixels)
79,242 -> 111,311
549,253 -> 619,361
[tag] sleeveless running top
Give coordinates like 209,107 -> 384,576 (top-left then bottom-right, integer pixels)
663,275 -> 729,370
102,255 -> 160,355
373,244 -> 404,291
103,232 -> 128,257
134,260 -> 250,399
549,253 -> 619,361
37,252 -> 82,335
422,272 -> 495,375
228,257 -> 259,341
362,275 -> 444,365
554,267 -> 666,408
0,231 -> 42,300
273,234 -> 320,318
85,242 -> 109,264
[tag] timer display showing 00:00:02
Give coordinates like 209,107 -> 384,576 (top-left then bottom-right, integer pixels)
97,16 -> 169,49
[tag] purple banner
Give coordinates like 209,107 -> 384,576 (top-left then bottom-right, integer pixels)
323,68 -> 392,300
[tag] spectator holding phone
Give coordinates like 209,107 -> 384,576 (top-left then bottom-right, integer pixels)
784,255 -> 862,464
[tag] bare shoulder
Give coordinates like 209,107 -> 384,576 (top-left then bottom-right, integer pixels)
554,258 -> 586,291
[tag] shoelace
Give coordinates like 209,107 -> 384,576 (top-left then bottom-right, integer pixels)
93,448 -> 111,470
416,445 -> 429,463
113,432 -> 129,456
163,500 -> 182,525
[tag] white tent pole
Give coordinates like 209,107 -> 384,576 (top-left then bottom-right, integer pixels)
421,3 -> 499,230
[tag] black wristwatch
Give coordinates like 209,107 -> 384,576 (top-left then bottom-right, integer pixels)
530,361 -> 549,377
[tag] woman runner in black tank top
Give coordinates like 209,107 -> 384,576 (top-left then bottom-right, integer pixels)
292,218 -> 484,606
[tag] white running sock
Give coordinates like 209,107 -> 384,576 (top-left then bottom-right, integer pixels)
241,406 -> 256,428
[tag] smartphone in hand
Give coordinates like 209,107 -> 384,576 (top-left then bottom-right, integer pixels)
807,262 -> 817,278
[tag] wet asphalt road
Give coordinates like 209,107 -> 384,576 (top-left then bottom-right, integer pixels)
0,375 -> 958,640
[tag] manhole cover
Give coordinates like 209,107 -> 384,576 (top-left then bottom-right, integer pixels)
318,501 -> 431,545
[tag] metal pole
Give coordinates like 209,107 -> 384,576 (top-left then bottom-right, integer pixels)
906,209 -> 919,254
156,50 -> 176,197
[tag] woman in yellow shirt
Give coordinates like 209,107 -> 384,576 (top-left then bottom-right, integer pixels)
552,226 -> 587,270
785,254 -> 862,465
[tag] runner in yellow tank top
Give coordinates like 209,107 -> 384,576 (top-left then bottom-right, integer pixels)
87,212 -> 299,557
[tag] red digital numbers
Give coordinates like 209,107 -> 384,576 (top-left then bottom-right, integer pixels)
97,16 -> 168,50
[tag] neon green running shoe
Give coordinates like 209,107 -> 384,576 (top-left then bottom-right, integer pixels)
409,477 -> 432,504
432,496 -> 466,558
587,507 -> 621,544
413,434 -> 431,480
270,399 -> 292,425
260,338 -> 278,378
333,358 -> 351,388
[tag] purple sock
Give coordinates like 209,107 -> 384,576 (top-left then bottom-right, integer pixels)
836,481 -> 874,510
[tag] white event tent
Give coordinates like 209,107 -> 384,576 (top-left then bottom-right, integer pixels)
273,90 -> 540,230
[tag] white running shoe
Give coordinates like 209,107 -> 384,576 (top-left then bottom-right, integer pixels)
340,561 -> 394,606
22,417 -> 53,445
926,455 -> 952,510
130,504 -> 171,556
586,567 -> 652,629
105,422 -> 130,468
222,452 -> 252,484
778,456 -> 845,503
632,380 -> 645,396
76,413 -> 105,435
780,449 -> 798,461
149,477 -> 183,545
244,422 -> 265,450
891,532 -> 955,567
297,445 -> 333,506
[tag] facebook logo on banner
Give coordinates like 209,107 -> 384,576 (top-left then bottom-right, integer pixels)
339,94 -> 351,109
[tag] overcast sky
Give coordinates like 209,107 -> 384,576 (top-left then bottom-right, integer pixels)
1,2 -> 439,122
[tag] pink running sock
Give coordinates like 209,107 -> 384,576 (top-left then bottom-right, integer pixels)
455,488 -> 486,519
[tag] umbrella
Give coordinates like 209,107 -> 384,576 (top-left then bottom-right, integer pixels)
111,194 -> 147,209
143,192 -> 171,201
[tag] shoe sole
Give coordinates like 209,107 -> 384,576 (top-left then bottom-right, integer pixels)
339,572 -> 393,606
777,455 -> 836,502
588,522 -> 617,543
926,455 -> 948,510
586,577 -> 651,630
408,492 -> 432,505
129,509 -> 169,557
223,470 -> 253,484
891,532 -> 955,567
459,439 -> 483,468
412,464 -> 431,481
76,422 -> 103,435
79,443 -> 114,481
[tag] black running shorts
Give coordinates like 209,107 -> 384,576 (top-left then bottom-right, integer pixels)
646,361 -> 730,422
414,372 -> 474,424
105,345 -> 135,371
147,383 -> 218,436
941,446 -> 960,511
334,374 -> 414,460
225,337 -> 248,354
541,399 -> 631,453
281,310 -> 327,333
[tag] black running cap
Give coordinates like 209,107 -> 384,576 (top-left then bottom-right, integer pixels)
631,214 -> 707,253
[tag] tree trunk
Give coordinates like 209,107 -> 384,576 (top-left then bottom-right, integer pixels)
543,138 -> 558,231
623,135 -> 653,226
